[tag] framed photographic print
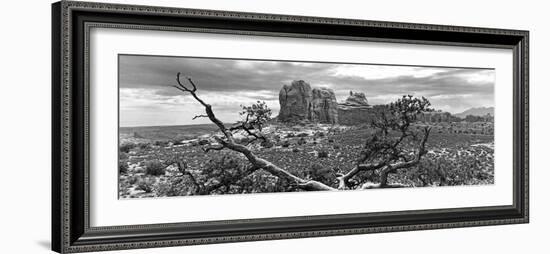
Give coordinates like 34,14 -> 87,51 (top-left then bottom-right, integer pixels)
51,1 -> 529,253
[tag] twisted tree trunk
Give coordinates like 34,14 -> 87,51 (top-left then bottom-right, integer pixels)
175,74 -> 336,191
173,74 -> 430,192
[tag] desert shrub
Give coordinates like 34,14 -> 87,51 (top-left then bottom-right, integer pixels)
136,178 -> 154,193
328,139 -> 335,143
133,166 -> 145,174
143,160 -> 166,176
240,170 -> 296,193
160,154 -> 297,195
127,175 -> 138,185
154,140 -> 169,147
153,181 -> 173,196
119,152 -> 129,160
154,177 -> 191,197
201,155 -> 266,194
286,132 -> 295,138
404,145 -> 494,187
119,142 -> 136,153
198,139 -> 210,145
138,143 -> 151,150
308,163 -> 334,184
292,148 -> 300,153
317,150 -> 329,158
297,133 -> 309,137
261,139 -> 274,148
297,137 -> 306,145
119,160 -> 128,174
281,140 -> 290,148
333,144 -> 341,149
203,155 -> 245,180
237,137 -> 250,145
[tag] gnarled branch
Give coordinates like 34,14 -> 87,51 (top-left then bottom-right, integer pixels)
192,114 -> 209,120
174,75 -> 335,192
379,126 -> 431,187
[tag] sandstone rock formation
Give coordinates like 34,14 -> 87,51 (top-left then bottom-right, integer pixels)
344,91 -> 369,106
278,83 -> 457,125
337,91 -> 375,125
311,87 -> 338,124
278,80 -> 338,124
278,80 -> 313,122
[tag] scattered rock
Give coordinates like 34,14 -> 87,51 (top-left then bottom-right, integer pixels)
261,139 -> 274,148
281,140 -> 291,148
317,150 -> 329,158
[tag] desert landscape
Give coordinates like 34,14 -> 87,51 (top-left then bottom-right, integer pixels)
119,78 -> 494,198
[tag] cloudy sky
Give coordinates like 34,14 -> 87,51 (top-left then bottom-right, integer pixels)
119,54 -> 494,127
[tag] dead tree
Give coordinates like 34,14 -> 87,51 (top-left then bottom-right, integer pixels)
173,74 -> 431,192
336,96 -> 432,189
173,73 -> 335,191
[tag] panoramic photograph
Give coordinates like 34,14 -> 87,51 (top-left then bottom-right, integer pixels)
118,55 -> 495,199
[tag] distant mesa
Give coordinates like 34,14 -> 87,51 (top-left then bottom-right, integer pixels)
417,111 -> 454,123
454,107 -> 494,118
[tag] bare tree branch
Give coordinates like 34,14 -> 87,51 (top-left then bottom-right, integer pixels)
175,72 -> 197,92
202,144 -> 225,153
173,75 -> 431,192
192,114 -> 209,120
338,106 -> 432,190
379,126 -> 431,187
173,75 -> 336,192
336,162 -> 385,190
173,158 -> 203,192
174,73 -> 233,141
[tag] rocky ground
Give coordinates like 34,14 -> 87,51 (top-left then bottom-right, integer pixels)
118,121 -> 494,198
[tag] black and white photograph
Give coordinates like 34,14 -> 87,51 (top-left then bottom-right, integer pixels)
118,55 -> 495,198
2,0 -> 543,253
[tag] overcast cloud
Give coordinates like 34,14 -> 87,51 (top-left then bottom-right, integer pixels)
119,55 -> 494,127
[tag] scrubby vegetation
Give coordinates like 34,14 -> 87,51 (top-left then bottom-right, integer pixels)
118,75 -> 494,198
143,160 -> 166,176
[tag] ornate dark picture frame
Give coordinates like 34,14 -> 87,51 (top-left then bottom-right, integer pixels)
52,1 -> 529,253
